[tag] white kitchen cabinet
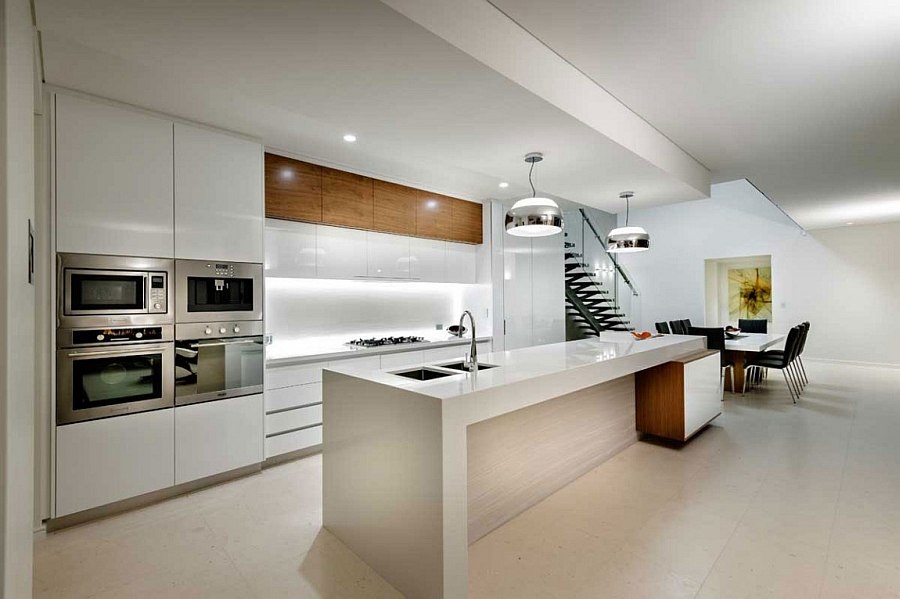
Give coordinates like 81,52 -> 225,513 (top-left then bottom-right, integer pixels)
409,238 -> 446,282
55,409 -> 174,517
503,233 -> 534,350
367,231 -> 410,279
316,225 -> 367,279
55,94 -> 175,258
265,219 -> 317,278
265,382 -> 322,413
174,123 -> 263,262
266,360 -> 326,390
531,233 -> 566,346
266,425 -> 322,459
380,350 -> 425,370
423,345 -> 467,363
174,394 -> 264,485
266,403 -> 323,436
332,355 -> 382,372
446,242 -> 477,284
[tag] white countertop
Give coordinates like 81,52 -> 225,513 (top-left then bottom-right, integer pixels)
266,334 -> 493,366
327,332 -> 706,401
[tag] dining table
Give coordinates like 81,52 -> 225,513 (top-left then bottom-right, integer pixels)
723,332 -> 786,393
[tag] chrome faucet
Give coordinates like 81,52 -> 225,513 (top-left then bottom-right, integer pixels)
458,310 -> 477,372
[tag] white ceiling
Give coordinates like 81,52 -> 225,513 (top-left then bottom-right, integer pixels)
487,0 -> 900,229
34,0 -> 708,214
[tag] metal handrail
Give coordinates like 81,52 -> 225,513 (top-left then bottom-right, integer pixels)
566,268 -> 630,332
577,208 -> 639,297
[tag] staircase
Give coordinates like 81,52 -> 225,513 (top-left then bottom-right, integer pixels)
564,209 -> 639,339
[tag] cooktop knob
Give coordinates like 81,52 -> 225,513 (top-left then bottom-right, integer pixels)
153,303 -> 161,309
135,332 -> 143,339
233,326 -> 241,334
204,327 -> 212,335
96,334 -> 104,341
219,327 -> 227,334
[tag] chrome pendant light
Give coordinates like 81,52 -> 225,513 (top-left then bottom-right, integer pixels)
607,191 -> 650,253
505,152 -> 563,237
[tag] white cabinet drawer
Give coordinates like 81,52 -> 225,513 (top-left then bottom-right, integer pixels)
423,345 -> 467,363
56,409 -> 175,517
380,350 -> 425,370
265,425 -> 323,459
329,355 -> 382,373
265,382 -> 321,413
266,404 -> 323,436
174,394 -> 264,485
265,361 -> 327,389
476,340 -> 492,354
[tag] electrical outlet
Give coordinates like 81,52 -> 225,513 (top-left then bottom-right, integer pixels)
435,324 -> 443,330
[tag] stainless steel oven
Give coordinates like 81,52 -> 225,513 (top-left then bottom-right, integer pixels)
174,321 -> 264,406
58,253 -> 173,328
56,325 -> 175,425
175,260 -> 262,323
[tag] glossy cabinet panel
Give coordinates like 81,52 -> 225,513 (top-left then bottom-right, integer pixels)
374,180 -> 417,235
55,409 -> 175,517
415,190 -> 452,239
367,231 -> 411,279
264,154 -> 322,222
174,394 -> 264,485
322,167 -> 374,229
55,94 -> 175,257
174,123 -> 264,262
410,238 -> 446,282
316,225 -> 368,279
265,382 -> 322,413
451,199 -> 483,244
446,242 -> 477,284
264,219 -> 317,278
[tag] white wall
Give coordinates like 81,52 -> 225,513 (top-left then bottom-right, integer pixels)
1,0 -> 35,595
617,179 -> 900,366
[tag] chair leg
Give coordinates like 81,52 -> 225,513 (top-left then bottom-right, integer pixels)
782,369 -> 797,404
787,362 -> 802,395
798,356 -> 809,384
791,361 -> 804,392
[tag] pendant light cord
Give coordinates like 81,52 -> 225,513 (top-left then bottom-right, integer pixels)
528,159 -> 536,197
625,195 -> 629,226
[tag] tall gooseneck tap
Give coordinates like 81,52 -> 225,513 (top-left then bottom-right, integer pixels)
459,310 -> 477,372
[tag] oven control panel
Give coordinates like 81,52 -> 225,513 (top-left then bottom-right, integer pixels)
212,263 -> 235,277
149,272 -> 168,313
59,325 -> 175,348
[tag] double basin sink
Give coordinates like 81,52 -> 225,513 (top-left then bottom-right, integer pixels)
392,361 -> 498,381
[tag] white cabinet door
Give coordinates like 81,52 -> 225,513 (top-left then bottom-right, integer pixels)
380,350 -> 425,370
265,382 -> 323,413
531,233 -> 565,346
503,234 -> 534,350
446,242 -> 477,284
55,94 -> 174,258
55,409 -> 175,517
367,231 -> 410,279
265,219 -> 317,278
174,394 -> 263,485
174,123 -> 263,262
316,225 -> 367,279
410,238 -> 446,282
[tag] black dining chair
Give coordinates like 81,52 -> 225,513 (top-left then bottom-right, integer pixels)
747,326 -> 803,402
655,322 -> 671,334
689,326 -> 734,393
762,322 -> 810,387
738,318 -> 767,333
681,319 -> 692,332
669,320 -> 684,335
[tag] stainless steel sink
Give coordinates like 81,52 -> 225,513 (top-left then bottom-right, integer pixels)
392,367 -> 457,381
439,361 -> 498,372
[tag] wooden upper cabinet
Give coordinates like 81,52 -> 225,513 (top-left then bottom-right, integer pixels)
451,199 -> 483,244
322,167 -> 374,229
416,190 -> 452,240
264,154 -> 322,223
373,180 -> 417,235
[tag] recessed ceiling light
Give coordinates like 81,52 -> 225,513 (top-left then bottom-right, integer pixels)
343,133 -> 357,143
498,182 -> 509,188
846,221 -> 854,225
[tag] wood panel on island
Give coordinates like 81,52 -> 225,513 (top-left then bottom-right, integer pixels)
263,152 -> 482,244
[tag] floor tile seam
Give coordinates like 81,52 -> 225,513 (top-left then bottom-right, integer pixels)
815,390 -> 858,599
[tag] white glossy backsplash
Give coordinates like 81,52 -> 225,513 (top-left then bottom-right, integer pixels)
265,277 -> 492,353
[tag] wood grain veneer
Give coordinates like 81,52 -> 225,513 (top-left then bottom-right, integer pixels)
373,180 -> 417,235
450,198 -> 483,244
466,375 -> 637,544
321,166 -> 374,229
415,190 -> 452,239
264,154 -> 323,223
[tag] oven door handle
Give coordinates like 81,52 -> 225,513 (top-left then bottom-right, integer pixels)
66,347 -> 166,358
189,339 -> 261,349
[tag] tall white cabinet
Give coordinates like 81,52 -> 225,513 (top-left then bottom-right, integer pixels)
174,123 -> 263,262
55,94 -> 175,257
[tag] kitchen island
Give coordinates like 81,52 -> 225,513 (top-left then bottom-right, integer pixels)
322,332 -> 715,599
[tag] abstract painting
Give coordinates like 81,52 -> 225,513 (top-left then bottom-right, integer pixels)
728,267 -> 772,321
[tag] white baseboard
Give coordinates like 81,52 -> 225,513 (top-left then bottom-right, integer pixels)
804,357 -> 900,370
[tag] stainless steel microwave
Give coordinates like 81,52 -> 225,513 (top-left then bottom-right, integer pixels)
57,253 -> 174,328
175,259 -> 263,323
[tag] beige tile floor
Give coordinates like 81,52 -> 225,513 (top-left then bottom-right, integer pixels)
34,361 -> 900,598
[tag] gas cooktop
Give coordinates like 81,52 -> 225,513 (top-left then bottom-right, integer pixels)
348,336 -> 428,348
